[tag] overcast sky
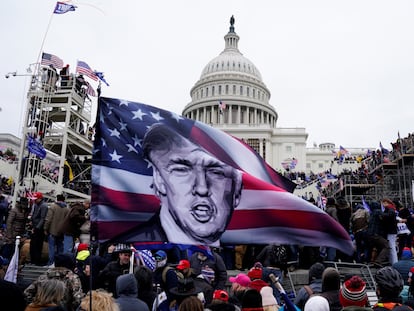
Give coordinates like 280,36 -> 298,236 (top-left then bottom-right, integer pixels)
1,0 -> 413,149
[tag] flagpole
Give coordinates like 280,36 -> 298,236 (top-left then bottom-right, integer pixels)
398,133 -> 408,207
35,11 -> 55,74
11,5 -> 55,210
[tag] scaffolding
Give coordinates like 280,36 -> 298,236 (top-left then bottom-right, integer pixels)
335,153 -> 414,207
12,64 -> 93,204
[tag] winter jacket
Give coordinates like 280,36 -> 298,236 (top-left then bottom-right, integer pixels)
59,203 -> 85,237
189,251 -> 227,289
31,200 -> 49,230
44,202 -> 68,236
115,274 -> 149,311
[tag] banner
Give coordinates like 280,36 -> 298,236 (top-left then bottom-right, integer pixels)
91,97 -> 353,254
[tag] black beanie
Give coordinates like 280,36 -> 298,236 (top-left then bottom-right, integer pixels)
241,289 -> 263,309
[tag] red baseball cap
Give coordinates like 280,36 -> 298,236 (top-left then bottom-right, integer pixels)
176,259 -> 190,270
31,192 -> 43,200
213,289 -> 229,302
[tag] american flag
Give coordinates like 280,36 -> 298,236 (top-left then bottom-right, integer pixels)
218,101 -> 226,113
76,61 -> 98,81
41,52 -> 64,69
339,145 -> 350,155
91,97 -> 353,254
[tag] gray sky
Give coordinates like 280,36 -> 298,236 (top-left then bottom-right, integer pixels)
1,0 -> 413,149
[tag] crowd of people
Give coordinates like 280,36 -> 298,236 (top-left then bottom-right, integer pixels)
0,189 -> 412,310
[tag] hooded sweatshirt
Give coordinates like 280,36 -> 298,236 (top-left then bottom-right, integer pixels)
115,274 -> 149,311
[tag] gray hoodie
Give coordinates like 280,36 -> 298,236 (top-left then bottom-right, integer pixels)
116,274 -> 149,311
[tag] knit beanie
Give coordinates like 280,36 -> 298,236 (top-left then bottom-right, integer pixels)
202,267 -> 216,283
402,247 -> 412,259
260,286 -> 277,307
322,267 -> 340,292
339,275 -> 368,307
304,295 -> 329,311
248,267 -> 263,280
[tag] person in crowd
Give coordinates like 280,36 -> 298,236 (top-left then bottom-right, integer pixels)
98,244 -> 135,297
0,191 -> 9,228
321,197 -> 339,261
24,253 -> 84,311
59,64 -> 70,88
118,123 -> 243,246
234,245 -> 248,270
153,250 -> 179,303
178,296 -> 204,311
315,267 -> 342,311
260,286 -> 279,311
339,275 -> 371,310
115,273 -> 149,311
24,279 -> 66,311
335,197 -> 353,261
366,201 -> 391,267
294,262 -> 325,310
304,295 -> 329,311
256,244 -> 289,276
78,290 -> 120,311
193,266 -> 215,305
228,273 -> 251,307
247,264 -> 269,293
395,201 -> 414,258
372,266 -> 407,310
381,198 -> 399,265
29,192 -> 48,266
176,259 -> 193,279
190,249 -> 228,290
0,278 -> 26,311
134,265 -> 156,310
75,244 -> 114,293
207,289 -> 238,311
4,196 -> 29,259
241,288 -> 264,311
59,201 -> 88,254
165,278 -> 203,311
393,247 -> 414,286
44,194 -> 69,267
79,198 -> 91,244
351,203 -> 370,263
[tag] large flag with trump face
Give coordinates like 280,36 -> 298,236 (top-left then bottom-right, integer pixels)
91,97 -> 353,255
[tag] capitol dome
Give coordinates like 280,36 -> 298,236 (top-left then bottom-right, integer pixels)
182,16 -> 278,129
182,16 -> 309,171
200,45 -> 263,81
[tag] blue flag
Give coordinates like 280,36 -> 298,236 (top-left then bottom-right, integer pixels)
53,2 -> 77,14
94,71 -> 110,86
27,135 -> 46,159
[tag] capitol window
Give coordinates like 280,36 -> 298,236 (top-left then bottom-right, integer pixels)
240,85 -> 243,95
218,85 -> 222,95
225,85 -> 229,94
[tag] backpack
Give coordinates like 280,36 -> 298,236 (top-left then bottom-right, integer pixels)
161,265 -> 184,284
351,208 -> 369,232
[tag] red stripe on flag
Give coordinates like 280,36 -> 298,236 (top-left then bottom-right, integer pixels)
228,209 -> 349,240
92,185 -> 160,212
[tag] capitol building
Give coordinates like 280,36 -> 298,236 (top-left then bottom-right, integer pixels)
182,17 -> 369,175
